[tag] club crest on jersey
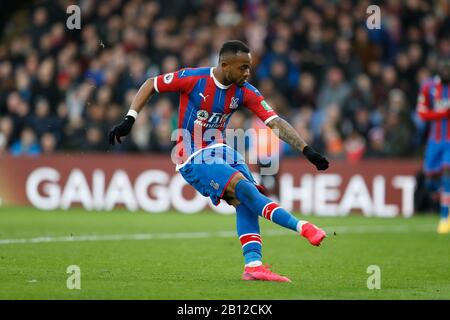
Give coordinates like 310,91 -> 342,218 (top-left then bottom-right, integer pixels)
229,97 -> 239,109
197,109 -> 209,121
163,73 -> 174,84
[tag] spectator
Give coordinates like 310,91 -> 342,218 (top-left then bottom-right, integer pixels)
342,73 -> 373,119
29,97 -> 63,141
10,127 -> 41,156
291,72 -> 317,109
383,89 -> 415,157
345,130 -> 366,163
85,125 -> 108,152
0,0 -> 447,160
330,37 -> 361,81
130,108 -> 152,152
0,116 -> 14,155
41,132 -> 57,155
149,119 -> 175,153
317,67 -> 352,110
365,127 -> 387,158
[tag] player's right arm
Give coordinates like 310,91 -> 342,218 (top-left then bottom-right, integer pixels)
417,81 -> 450,121
108,78 -> 156,145
109,70 -> 192,145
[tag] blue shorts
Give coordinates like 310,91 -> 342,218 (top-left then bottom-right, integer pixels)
424,141 -> 450,175
179,145 -> 256,206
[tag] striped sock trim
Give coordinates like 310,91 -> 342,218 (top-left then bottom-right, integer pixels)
441,193 -> 450,206
261,202 -> 280,221
239,233 -> 262,248
245,261 -> 263,267
296,220 -> 308,233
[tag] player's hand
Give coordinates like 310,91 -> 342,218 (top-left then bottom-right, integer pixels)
108,116 -> 135,145
302,146 -> 329,170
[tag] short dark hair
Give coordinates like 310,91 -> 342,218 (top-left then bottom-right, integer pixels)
219,40 -> 250,59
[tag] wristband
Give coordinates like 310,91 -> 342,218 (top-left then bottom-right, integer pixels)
127,109 -> 138,119
302,145 -> 311,154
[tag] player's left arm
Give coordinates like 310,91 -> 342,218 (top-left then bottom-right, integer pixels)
266,116 -> 329,170
243,87 -> 329,170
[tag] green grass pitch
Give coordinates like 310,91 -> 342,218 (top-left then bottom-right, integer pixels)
0,207 -> 449,299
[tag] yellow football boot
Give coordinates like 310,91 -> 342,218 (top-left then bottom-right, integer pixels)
437,219 -> 450,234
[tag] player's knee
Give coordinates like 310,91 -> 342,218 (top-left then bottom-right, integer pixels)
225,196 -> 240,208
222,173 -> 247,206
226,173 -> 247,196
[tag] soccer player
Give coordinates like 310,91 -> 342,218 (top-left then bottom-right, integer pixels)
417,57 -> 450,234
109,40 -> 329,282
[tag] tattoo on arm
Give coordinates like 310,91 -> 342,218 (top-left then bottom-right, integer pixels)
267,117 -> 307,152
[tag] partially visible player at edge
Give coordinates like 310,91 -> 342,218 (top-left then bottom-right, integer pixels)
109,40 -> 329,282
417,57 -> 450,234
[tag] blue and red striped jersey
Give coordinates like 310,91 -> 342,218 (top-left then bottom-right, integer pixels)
417,76 -> 450,143
154,67 -> 279,164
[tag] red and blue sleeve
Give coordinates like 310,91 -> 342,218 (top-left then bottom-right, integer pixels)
417,82 -> 450,121
243,86 -> 278,125
153,69 -> 194,94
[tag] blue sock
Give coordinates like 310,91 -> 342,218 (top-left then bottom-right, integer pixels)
440,173 -> 450,220
235,179 -> 303,232
236,203 -> 262,265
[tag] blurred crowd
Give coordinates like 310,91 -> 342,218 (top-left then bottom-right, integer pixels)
0,0 -> 449,161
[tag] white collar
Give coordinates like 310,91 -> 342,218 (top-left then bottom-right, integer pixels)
210,67 -> 232,89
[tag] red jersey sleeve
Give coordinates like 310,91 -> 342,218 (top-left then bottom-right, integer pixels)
417,81 -> 450,121
153,69 -> 195,94
243,84 -> 278,124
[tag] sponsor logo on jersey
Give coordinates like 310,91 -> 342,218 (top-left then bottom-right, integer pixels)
261,100 -> 273,111
194,111 -> 231,128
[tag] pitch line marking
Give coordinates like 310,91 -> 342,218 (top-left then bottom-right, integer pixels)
0,224 -> 435,245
